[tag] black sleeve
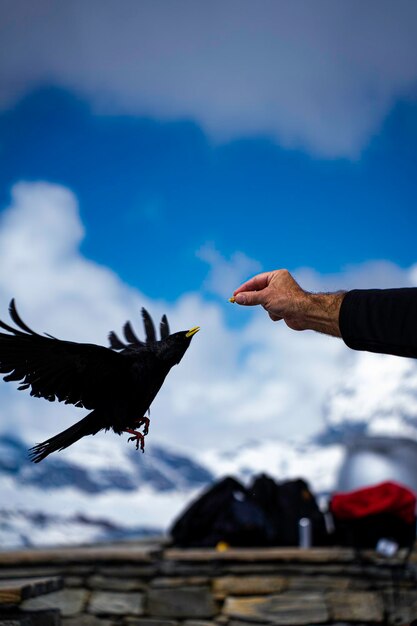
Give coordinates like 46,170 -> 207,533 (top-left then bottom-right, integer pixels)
339,288 -> 417,359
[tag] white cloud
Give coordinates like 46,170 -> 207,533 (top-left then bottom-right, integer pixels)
0,180 -> 416,465
197,243 -> 261,299
1,1 -> 417,157
0,180 -> 344,456
294,259 -> 417,292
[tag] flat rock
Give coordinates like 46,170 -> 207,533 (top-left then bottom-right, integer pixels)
63,615 -> 114,626
147,587 -> 216,618
223,592 -> 329,625
0,577 -> 63,605
123,617 -> 178,626
287,575 -> 351,591
183,621 -> 217,626
87,575 -> 146,591
151,577 -> 209,588
327,591 -> 384,622
213,576 -> 287,598
88,590 -> 144,616
20,588 -> 87,617
384,589 -> 417,625
227,621 -> 271,626
0,545 -> 156,565
164,548 -> 353,563
97,565 -> 157,578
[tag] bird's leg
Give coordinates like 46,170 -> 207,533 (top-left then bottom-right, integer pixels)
124,429 -> 145,452
134,416 -> 150,435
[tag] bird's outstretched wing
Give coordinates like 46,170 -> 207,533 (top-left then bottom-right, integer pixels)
108,308 -> 170,350
0,299 -> 133,410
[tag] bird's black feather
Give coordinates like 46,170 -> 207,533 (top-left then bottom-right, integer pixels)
142,308 -> 156,343
123,321 -> 142,345
0,301 -> 198,462
160,314 -> 170,339
108,331 -> 126,350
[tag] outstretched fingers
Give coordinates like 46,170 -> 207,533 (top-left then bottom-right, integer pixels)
233,271 -> 271,295
232,271 -> 272,306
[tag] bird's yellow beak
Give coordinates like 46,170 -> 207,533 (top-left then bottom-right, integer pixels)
185,326 -> 200,338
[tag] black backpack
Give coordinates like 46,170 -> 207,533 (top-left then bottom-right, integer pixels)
170,474 -> 329,548
250,474 -> 329,546
170,476 -> 275,547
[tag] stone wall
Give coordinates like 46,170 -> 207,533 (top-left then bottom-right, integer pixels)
1,543 -> 417,626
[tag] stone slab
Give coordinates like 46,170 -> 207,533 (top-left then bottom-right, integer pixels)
383,589 -> 417,625
88,590 -> 144,616
223,592 -> 329,625
164,548 -> 354,563
287,575 -> 351,591
63,615 -> 115,626
123,617 -> 178,626
326,591 -> 384,622
158,563 -> 218,577
183,621 -> 217,626
0,545 -> 157,566
0,577 -> 63,605
151,577 -> 209,588
87,575 -> 146,591
96,565 -> 157,578
20,588 -> 88,617
227,621 -> 271,626
213,576 -> 287,598
147,587 -> 216,618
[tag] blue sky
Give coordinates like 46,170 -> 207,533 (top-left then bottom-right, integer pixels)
0,0 -> 417,456
1,1 -> 417,304
1,86 -> 417,302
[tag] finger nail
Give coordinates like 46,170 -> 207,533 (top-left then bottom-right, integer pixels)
235,294 -> 246,305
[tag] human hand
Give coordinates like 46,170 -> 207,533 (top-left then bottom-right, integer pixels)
232,269 -> 310,330
232,269 -> 344,336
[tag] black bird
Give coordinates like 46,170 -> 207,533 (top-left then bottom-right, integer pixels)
0,300 -> 199,462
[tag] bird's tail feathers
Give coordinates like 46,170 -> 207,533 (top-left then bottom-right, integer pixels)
29,411 -> 103,463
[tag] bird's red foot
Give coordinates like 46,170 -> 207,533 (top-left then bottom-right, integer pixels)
124,429 -> 145,452
135,416 -> 150,436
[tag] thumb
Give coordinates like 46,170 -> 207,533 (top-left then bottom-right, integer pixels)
234,291 -> 264,306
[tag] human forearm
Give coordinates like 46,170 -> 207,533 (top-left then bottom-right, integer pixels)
298,292 -> 345,337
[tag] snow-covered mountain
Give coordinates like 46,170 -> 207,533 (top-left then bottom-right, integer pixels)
322,351 -> 417,441
0,430 -> 345,549
0,432 -> 214,549
2,351 -> 417,549
0,433 -> 213,494
0,508 -> 160,549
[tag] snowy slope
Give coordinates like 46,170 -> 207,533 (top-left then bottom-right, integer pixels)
2,350 -> 417,549
0,432 -> 214,548
322,352 -> 417,440
0,429 -> 345,549
202,439 -> 344,494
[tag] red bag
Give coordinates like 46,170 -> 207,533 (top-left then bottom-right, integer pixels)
331,481 -> 416,524
330,481 -> 416,549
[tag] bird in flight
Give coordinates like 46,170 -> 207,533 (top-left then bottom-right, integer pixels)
0,300 -> 199,462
